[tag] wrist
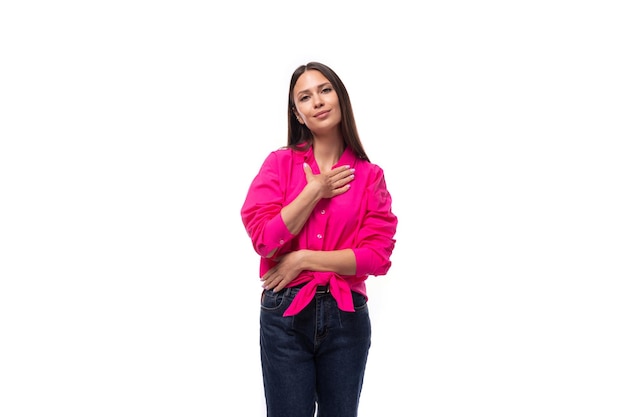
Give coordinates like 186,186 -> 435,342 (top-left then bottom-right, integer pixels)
304,182 -> 324,202
298,249 -> 312,271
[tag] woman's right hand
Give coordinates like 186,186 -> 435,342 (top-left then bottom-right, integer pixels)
303,162 -> 354,199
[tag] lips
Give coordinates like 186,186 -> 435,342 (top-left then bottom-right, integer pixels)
314,110 -> 330,118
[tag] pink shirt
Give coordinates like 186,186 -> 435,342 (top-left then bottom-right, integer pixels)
241,145 -> 398,316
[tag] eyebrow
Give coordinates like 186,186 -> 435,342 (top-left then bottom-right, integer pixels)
296,82 -> 332,96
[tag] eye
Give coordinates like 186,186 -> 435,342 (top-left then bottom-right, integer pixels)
299,95 -> 310,102
321,87 -> 332,94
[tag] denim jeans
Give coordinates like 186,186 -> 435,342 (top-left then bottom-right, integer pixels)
260,286 -> 371,417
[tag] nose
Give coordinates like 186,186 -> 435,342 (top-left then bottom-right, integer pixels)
312,93 -> 324,108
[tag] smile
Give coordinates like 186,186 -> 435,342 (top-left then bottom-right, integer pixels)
314,110 -> 330,118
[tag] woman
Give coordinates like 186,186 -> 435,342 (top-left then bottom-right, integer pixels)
241,62 -> 398,417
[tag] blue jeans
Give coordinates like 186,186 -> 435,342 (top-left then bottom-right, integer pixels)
260,286 -> 371,417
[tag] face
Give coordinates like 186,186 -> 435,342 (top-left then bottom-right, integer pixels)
292,70 -> 342,134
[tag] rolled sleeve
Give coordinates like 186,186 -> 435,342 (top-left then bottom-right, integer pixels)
257,213 -> 293,257
241,151 -> 296,258
353,167 -> 398,277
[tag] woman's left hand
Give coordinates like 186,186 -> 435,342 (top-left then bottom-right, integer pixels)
261,250 -> 307,292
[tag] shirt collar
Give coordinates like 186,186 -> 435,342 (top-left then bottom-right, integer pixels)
295,144 -> 358,168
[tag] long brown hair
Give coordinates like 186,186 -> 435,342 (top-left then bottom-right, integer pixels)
286,62 -> 370,162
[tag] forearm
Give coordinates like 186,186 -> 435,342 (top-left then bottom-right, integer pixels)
280,184 -> 323,235
299,249 -> 356,276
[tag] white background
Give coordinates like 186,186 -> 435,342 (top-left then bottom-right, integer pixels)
1,1 -> 625,416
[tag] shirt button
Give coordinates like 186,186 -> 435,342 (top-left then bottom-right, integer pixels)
320,210 -> 326,215
279,239 -> 284,245
316,234 -> 322,239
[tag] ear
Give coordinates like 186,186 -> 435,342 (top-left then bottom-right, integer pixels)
293,108 -> 304,124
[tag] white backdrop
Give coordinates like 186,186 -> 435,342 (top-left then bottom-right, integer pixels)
1,1 -> 625,416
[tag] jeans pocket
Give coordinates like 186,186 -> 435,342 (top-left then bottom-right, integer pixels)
260,289 -> 288,311
352,292 -> 368,311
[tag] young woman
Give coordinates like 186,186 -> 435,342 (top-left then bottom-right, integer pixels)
241,62 -> 398,417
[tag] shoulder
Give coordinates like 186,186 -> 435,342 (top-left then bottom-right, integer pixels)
270,147 -> 294,159
354,158 -> 385,177
258,147 -> 287,164
354,159 -> 393,195
256,147 -> 306,175
265,147 -> 307,164
343,148 -> 383,174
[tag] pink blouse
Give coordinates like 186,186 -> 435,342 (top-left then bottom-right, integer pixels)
241,145 -> 398,316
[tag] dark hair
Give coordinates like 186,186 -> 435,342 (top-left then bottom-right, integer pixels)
286,62 -> 370,162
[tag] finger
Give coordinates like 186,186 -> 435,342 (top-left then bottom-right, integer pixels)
273,277 -> 291,292
303,162 -> 313,180
261,267 -> 276,286
330,164 -> 352,174
337,171 -> 355,185
262,274 -> 276,289
331,167 -> 355,182
329,172 -> 354,191
266,277 -> 285,291
335,164 -> 354,173
261,268 -> 274,281
332,183 -> 352,196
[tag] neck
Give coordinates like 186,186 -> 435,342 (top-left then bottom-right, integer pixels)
313,136 -> 345,172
